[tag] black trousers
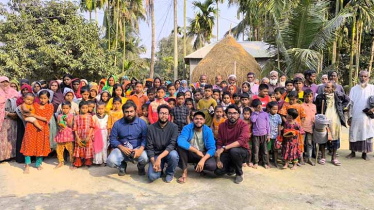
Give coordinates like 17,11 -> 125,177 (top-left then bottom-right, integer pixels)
252,135 -> 269,165
215,147 -> 249,176
177,147 -> 216,171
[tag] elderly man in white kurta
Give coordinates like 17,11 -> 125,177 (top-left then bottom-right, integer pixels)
347,71 -> 374,160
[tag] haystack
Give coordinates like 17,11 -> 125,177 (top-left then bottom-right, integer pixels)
191,35 -> 261,85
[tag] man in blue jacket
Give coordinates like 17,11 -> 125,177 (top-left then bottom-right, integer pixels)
177,111 -> 216,184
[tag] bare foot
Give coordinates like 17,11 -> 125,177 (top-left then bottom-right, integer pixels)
242,163 -> 247,167
70,166 -> 77,170
37,166 -> 43,170
54,162 -> 64,169
24,165 -> 30,174
282,163 -> 288,169
248,163 -> 253,167
264,164 -> 270,169
291,165 -> 297,170
252,164 -> 258,169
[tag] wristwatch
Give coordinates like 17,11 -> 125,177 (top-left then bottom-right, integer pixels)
222,146 -> 226,151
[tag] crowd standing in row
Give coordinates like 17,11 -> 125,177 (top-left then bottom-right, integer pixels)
0,69 -> 373,184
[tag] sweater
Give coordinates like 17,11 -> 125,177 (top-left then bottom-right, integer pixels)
146,121 -> 179,158
177,123 -> 216,157
216,119 -> 250,150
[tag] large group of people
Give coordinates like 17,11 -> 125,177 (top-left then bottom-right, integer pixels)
0,69 -> 373,184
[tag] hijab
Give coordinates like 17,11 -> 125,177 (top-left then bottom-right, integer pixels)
70,78 -> 82,98
63,88 -> 77,101
178,80 -> 190,93
0,76 -> 20,128
32,82 -> 42,95
49,80 -> 64,112
102,75 -> 118,95
16,84 -> 33,106
99,78 -> 106,92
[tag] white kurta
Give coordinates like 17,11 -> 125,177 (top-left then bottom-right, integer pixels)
349,84 -> 374,142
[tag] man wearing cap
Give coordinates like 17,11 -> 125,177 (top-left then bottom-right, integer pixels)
215,104 -> 250,184
176,111 -> 216,183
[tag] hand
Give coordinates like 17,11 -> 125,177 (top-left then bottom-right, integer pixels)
119,146 -> 132,156
217,161 -> 223,169
347,118 -> 352,126
153,158 -> 161,172
215,148 -> 224,157
76,138 -> 81,145
133,148 -> 143,159
195,159 -> 205,172
195,150 -> 204,158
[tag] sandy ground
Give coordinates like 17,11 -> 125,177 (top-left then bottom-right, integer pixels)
1,128 -> 374,210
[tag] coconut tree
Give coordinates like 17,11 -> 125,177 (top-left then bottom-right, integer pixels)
215,0 -> 225,41
188,0 -> 217,49
145,0 -> 156,78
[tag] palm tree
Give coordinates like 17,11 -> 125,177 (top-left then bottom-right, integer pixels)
145,0 -> 156,78
174,0 -> 178,81
80,0 -> 95,21
215,0 -> 224,41
188,0 -> 217,49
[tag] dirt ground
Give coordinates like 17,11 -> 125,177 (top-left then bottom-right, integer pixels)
1,128 -> 374,210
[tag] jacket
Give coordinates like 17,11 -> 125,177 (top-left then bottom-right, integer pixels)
177,123 -> 216,157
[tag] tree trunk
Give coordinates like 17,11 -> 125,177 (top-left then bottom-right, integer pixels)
114,0 -> 120,66
150,0 -> 155,78
349,13 -> 356,89
107,0 -> 111,50
174,0 -> 178,81
216,0 -> 219,41
355,20 -> 363,83
332,0 -> 340,66
95,7 -> 98,24
368,37 -> 374,76
122,20 -> 126,72
183,0 -> 187,79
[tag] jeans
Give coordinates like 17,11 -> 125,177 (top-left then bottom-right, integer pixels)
107,147 -> 149,168
148,150 -> 179,182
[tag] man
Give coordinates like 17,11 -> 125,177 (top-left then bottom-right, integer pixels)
146,104 -> 179,182
215,104 -> 250,184
107,101 -> 148,176
191,75 -> 207,92
177,111 -> 216,183
247,72 -> 259,95
222,75 -> 241,93
319,74 -> 328,85
129,82 -> 149,117
279,75 -> 287,87
347,70 -> 374,160
213,75 -> 223,91
303,70 -> 318,95
268,70 -> 280,94
317,71 -> 345,95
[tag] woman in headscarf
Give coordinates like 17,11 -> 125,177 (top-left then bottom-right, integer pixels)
32,82 -> 42,96
16,84 -> 33,106
102,75 -> 117,95
20,79 -> 30,86
122,80 -> 132,97
49,80 -> 65,112
10,80 -> 20,91
70,78 -> 82,99
178,80 -> 190,93
89,82 -> 99,101
98,78 -> 106,92
0,76 -> 20,161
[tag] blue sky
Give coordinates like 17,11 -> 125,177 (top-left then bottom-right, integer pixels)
0,0 -> 241,58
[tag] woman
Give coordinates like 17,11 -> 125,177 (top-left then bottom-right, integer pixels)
49,80 -> 65,112
153,77 -> 162,89
21,90 -> 54,173
70,78 -> 82,99
178,80 -> 190,93
102,75 -> 117,95
98,78 -> 106,92
175,80 -> 181,91
60,74 -> 73,93
0,76 -> 20,161
89,82 -> 99,101
32,82 -> 42,97
10,80 -> 19,91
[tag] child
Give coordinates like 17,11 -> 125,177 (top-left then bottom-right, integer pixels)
221,92 -> 231,111
211,105 -> 225,139
251,99 -> 271,169
274,87 -> 286,110
148,87 -> 169,124
168,98 -> 176,109
267,101 -> 282,168
108,97 -> 124,133
242,107 -> 253,167
189,109 -> 197,122
279,91 -> 306,164
185,98 -> 194,111
106,84 -> 127,112
20,93 -> 43,130
241,82 -> 252,97
93,102 -> 109,166
146,87 -> 156,105
240,93 -> 251,119
233,93 -> 241,108
140,104 -> 150,124
302,89 -> 316,166
54,101 -> 74,169
282,108 -> 304,170
171,92 -> 190,133
99,90 -> 111,106
213,89 -> 221,103
293,77 -> 304,103
57,89 -> 79,115
73,101 -> 94,168
77,87 -> 90,104
166,84 -> 177,99
220,81 -> 228,91
197,84 -> 217,126
87,100 -> 96,115
193,89 -> 203,104
269,93 -> 276,102
252,84 -> 271,110
185,90 -> 192,99
228,85 -> 237,104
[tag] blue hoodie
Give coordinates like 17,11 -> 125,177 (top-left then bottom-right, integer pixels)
177,123 -> 216,157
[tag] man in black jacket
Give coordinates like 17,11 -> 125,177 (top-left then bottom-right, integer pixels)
146,104 -> 179,183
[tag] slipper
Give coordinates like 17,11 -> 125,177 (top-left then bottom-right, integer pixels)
318,158 -> 326,165
332,159 -> 341,166
177,176 -> 187,184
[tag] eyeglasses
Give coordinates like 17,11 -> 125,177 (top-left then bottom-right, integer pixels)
159,112 -> 169,116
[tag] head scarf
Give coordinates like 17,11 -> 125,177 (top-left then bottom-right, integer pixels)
81,79 -> 88,87
102,75 -> 118,95
10,80 -> 20,91
70,78 -> 82,98
37,89 -> 54,103
178,80 -> 190,93
32,81 -> 42,95
20,78 -> 30,86
0,76 -> 20,128
122,81 -> 132,97
99,78 -> 107,92
16,84 -> 33,106
90,82 -> 99,98
49,80 -> 64,112
63,88 -> 77,101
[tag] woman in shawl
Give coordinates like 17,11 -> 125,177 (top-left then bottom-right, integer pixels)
56,88 -> 79,115
10,80 -> 20,91
60,74 -> 73,92
70,78 -> 83,99
32,82 -> 42,96
49,80 -> 64,112
102,75 -> 117,95
89,82 -> 99,101
178,80 -> 190,93
0,76 -> 20,161
20,79 -> 30,86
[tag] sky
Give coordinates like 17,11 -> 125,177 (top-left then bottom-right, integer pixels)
0,0 -> 241,58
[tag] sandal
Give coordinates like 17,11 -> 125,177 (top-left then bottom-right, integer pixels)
177,176 -> 187,184
318,158 -> 326,165
332,159 -> 341,166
